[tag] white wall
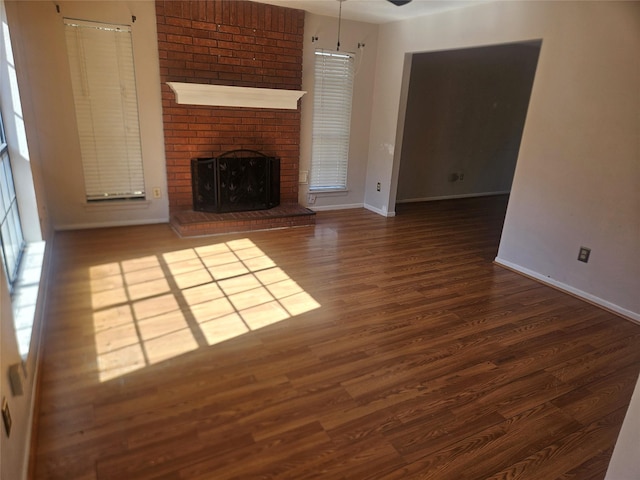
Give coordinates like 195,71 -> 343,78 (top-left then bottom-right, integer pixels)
0,272 -> 43,480
606,370 -> 640,479
5,0 -> 168,230
299,13 -> 378,211
365,0 -> 640,318
0,1 -> 46,478
0,2 -> 45,242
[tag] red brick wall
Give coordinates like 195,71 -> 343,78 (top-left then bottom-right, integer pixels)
155,0 -> 304,211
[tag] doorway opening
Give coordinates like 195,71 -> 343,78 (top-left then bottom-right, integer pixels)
394,40 -> 542,252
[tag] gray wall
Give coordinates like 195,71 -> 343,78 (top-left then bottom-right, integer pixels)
396,42 -> 540,202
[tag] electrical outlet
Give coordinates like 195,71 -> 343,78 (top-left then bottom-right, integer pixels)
307,193 -> 316,205
376,182 -> 381,192
578,247 -> 591,263
459,173 -> 464,181
152,187 -> 162,199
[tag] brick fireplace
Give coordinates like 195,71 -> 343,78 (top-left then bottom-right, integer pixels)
155,0 -> 315,235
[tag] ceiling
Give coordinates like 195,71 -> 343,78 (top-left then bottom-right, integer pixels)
250,0 -> 483,24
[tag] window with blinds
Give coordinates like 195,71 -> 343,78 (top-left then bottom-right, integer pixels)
64,18 -> 145,201
0,112 -> 25,289
310,50 -> 354,191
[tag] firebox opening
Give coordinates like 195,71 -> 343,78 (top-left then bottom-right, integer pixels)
192,149 -> 280,214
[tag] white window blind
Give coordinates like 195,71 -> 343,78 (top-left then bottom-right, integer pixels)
310,50 -> 354,191
64,19 -> 145,201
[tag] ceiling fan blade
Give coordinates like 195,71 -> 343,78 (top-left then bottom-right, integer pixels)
387,0 -> 412,5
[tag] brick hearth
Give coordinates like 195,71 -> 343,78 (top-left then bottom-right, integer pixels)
170,204 -> 315,237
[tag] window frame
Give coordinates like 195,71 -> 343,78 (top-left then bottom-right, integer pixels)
0,110 -> 25,290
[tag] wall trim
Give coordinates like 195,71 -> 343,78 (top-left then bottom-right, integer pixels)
310,203 -> 364,212
494,257 -> 640,324
364,203 -> 396,217
396,190 -> 510,204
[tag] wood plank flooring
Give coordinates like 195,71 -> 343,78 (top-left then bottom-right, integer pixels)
34,196 -> 640,479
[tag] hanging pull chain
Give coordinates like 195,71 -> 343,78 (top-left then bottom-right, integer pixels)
337,0 -> 343,51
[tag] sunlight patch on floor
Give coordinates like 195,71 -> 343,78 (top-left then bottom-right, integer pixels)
91,238 -> 320,382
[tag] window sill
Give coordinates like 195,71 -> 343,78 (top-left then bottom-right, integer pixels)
12,241 -> 45,359
308,188 -> 349,196
83,199 -> 151,211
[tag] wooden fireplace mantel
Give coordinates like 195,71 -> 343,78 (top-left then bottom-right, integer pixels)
167,82 -> 306,110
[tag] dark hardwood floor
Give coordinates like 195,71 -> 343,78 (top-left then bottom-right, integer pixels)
34,196 -> 640,479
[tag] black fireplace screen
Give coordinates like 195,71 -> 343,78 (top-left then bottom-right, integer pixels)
191,150 -> 280,213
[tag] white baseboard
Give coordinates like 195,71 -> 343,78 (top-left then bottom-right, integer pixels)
310,203 -> 363,212
396,190 -> 510,204
55,217 -> 169,231
494,257 -> 640,323
364,203 -> 396,217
